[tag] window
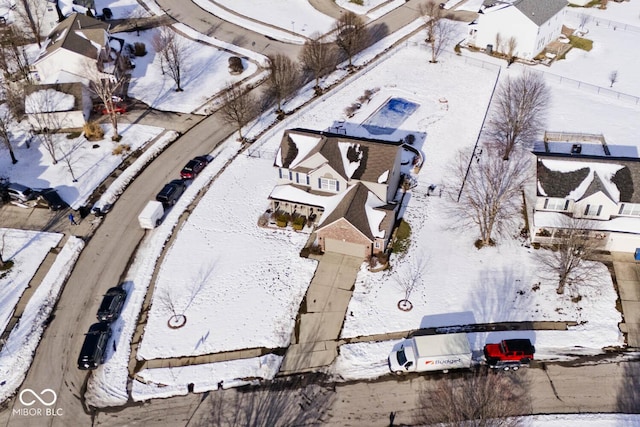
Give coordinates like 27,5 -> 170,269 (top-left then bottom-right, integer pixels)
288,171 -> 293,180
583,204 -> 602,216
543,198 -> 569,211
619,203 -> 640,216
319,177 -> 339,191
374,241 -> 381,249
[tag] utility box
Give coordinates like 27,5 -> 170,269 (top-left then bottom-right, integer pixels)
138,201 -> 164,229
635,248 -> 640,261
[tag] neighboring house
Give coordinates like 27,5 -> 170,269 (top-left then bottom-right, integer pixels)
467,0 -> 568,60
530,132 -> 640,252
24,82 -> 91,130
269,128 -> 405,258
32,13 -> 115,83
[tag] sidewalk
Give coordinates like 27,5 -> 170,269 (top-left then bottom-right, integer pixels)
280,252 -> 362,374
611,252 -> 640,348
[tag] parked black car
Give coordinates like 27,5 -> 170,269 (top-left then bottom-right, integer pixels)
77,322 -> 112,370
156,179 -> 187,206
96,287 -> 127,322
37,188 -> 68,210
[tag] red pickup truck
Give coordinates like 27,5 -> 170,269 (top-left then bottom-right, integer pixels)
483,339 -> 535,368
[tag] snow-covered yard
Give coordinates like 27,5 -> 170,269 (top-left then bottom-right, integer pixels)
2,0 -> 640,409
122,26 -> 259,114
1,123 -> 164,210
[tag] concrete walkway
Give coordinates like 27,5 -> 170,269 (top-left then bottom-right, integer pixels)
280,253 -> 362,374
611,252 -> 640,348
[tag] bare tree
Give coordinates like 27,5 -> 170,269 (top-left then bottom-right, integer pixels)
219,83 -> 256,141
0,26 -> 32,82
450,147 -> 532,248
0,104 -> 17,164
494,32 -> 504,56
266,53 -> 299,113
201,376 -> 335,427
421,1 -> 459,63
0,231 -> 7,268
485,71 -> 550,160
414,367 -> 530,427
299,32 -> 337,91
86,66 -> 127,141
578,13 -> 591,31
535,216 -> 605,294
59,136 -> 84,182
152,27 -> 186,92
15,0 -> 49,48
333,11 -> 368,67
608,70 -> 618,87
506,36 -> 518,65
25,88 -> 72,164
395,254 -> 429,311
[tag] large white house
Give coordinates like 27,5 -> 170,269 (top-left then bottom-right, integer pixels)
32,13 -> 114,83
530,132 -> 640,252
467,0 -> 568,60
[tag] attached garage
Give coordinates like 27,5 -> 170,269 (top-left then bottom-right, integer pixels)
324,238 -> 368,258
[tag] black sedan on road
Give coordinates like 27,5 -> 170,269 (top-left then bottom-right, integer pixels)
96,287 -> 127,322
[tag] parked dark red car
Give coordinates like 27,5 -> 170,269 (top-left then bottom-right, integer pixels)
180,155 -> 213,180
94,102 -> 129,115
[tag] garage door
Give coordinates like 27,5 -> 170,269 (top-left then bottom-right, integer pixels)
324,238 -> 367,258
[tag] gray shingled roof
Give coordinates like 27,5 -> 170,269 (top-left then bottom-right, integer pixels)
536,155 -> 640,203
579,173 -> 613,202
38,13 -> 109,62
278,128 -> 401,183
317,183 -> 392,240
513,0 -> 567,26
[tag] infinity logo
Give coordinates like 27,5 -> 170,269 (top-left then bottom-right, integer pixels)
18,389 -> 57,407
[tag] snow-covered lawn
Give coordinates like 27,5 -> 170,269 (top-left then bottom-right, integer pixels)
572,0 -> 640,27
94,0 -> 149,19
0,237 -> 83,403
122,26 -> 258,114
530,8 -> 640,97
1,123 -> 164,210
214,0 -> 335,37
0,230 -> 62,334
137,150 -> 317,359
336,0 -> 407,19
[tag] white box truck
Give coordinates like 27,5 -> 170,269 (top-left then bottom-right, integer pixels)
388,333 -> 472,375
138,201 -> 164,229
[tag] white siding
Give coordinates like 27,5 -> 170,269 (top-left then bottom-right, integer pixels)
573,192 -> 618,220
470,5 -> 566,60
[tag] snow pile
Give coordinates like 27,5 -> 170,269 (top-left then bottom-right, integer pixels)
24,89 -> 75,113
0,236 -> 83,403
92,130 -> 179,212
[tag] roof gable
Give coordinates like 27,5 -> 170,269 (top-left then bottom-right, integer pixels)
317,183 -> 390,240
277,128 -> 400,184
36,13 -> 109,63
536,156 -> 640,203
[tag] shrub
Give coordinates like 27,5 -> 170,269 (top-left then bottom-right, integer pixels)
66,131 -> 82,139
391,220 -> 411,254
276,212 -> 290,227
569,35 -> 593,51
349,0 -> 364,5
454,43 -> 462,55
292,215 -> 306,230
112,143 -> 131,155
228,56 -> 244,74
134,42 -> 147,57
102,8 -> 113,19
83,121 -> 104,141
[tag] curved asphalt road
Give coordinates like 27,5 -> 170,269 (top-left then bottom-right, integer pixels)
0,1 -> 471,426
